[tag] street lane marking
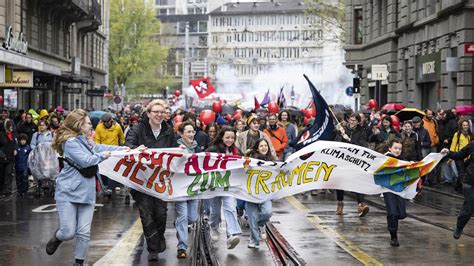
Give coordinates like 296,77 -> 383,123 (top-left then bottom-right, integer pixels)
286,196 -> 383,266
94,218 -> 143,266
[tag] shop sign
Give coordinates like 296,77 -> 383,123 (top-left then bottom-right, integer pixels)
2,26 -> 28,55
33,76 -> 51,89
63,85 -> 82,94
416,52 -> 440,83
87,89 -> 105,97
446,57 -> 460,72
0,70 -> 33,87
465,44 -> 474,54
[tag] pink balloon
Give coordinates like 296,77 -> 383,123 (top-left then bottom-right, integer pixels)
175,90 -> 181,97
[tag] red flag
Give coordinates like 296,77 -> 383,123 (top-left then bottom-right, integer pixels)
190,78 -> 215,99
254,96 -> 260,110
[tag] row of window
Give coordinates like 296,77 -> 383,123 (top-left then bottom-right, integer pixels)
233,47 -> 306,59
212,15 -> 321,28
155,0 -> 207,5
177,21 -> 208,34
212,30 -> 323,44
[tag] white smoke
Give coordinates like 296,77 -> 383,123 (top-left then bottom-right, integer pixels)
214,45 -> 354,110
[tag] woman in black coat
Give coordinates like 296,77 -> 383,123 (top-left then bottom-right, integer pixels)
0,119 -> 17,197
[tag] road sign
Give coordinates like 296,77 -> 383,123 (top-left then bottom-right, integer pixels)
465,43 -> 474,54
371,64 -> 388,80
345,86 -> 353,96
113,95 -> 122,104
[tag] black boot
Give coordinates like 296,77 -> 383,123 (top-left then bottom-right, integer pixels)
46,230 -> 62,255
390,231 -> 399,247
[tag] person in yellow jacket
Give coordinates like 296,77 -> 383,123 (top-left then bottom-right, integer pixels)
450,119 -> 472,193
422,109 -> 440,185
94,113 -> 125,146
94,113 -> 125,193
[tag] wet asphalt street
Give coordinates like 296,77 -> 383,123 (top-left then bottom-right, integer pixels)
1,184 -> 474,265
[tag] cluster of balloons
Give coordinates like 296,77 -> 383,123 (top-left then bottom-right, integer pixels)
367,99 -> 401,131
197,100 -> 244,127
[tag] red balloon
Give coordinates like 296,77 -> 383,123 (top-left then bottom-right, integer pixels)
368,99 -> 378,110
305,108 -> 316,118
268,102 -> 279,114
393,125 -> 400,132
174,122 -> 182,132
199,110 -> 216,125
233,113 -> 241,120
175,90 -> 181,97
0,96 -> 3,104
212,101 -> 223,113
225,114 -> 232,121
303,117 -> 310,125
390,115 -> 400,127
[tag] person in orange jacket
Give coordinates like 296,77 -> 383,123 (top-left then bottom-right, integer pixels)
264,113 -> 288,161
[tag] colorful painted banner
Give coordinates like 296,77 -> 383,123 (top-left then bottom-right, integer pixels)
99,141 -> 444,203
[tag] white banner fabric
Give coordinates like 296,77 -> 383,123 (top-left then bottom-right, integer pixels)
99,141 -> 444,203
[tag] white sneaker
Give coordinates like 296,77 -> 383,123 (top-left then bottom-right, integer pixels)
227,235 -> 240,249
248,238 -> 259,249
259,226 -> 267,240
210,228 -> 220,242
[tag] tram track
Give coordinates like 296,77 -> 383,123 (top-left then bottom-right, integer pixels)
265,222 -> 306,266
191,203 -> 218,266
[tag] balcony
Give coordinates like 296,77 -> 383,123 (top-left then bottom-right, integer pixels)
38,0 -> 101,29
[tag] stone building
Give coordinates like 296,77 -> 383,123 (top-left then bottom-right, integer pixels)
0,0 -> 109,111
151,0 -> 268,90
207,1 -> 343,92
344,0 -> 474,110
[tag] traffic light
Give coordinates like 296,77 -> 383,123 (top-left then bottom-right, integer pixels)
353,78 -> 360,94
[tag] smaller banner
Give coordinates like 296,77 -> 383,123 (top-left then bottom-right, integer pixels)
99,141 -> 444,203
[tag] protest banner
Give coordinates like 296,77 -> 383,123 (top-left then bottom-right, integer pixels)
99,141 -> 443,203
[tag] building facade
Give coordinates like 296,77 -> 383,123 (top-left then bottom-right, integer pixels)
344,0 -> 474,110
0,0 -> 109,111
207,1 -> 339,90
152,0 -> 268,90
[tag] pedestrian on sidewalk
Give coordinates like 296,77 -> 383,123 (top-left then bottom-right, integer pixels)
449,119 -> 472,193
0,119 -> 17,197
383,138 -> 408,247
46,109 -> 130,265
245,138 -> 274,249
441,140 -> 474,240
15,133 -> 31,196
175,121 -> 200,259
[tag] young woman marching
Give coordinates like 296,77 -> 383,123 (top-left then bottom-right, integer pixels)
206,125 -> 242,249
383,138 -> 407,247
245,138 -> 274,248
175,121 -> 200,258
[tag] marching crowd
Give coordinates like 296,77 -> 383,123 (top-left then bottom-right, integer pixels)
0,100 -> 473,264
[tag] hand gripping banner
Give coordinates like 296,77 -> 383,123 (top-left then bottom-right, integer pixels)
99,141 -> 444,203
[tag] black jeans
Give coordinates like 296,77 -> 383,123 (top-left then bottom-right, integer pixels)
336,190 -> 364,203
383,192 -> 407,232
0,162 -> 14,194
457,183 -> 474,230
131,190 -> 168,253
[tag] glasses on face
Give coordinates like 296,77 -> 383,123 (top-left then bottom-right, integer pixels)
150,110 -> 164,115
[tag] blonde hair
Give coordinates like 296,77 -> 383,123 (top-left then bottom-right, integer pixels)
52,109 -> 88,156
146,99 -> 167,113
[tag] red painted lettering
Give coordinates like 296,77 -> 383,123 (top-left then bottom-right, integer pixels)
129,163 -> 146,185
203,152 -> 221,172
114,157 -> 136,177
185,155 -> 200,174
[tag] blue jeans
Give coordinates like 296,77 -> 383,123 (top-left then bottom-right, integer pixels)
175,200 -> 199,250
202,199 -> 211,216
441,160 -> 456,184
457,184 -> 474,230
246,201 -> 272,243
209,196 -> 242,237
56,201 -> 95,260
